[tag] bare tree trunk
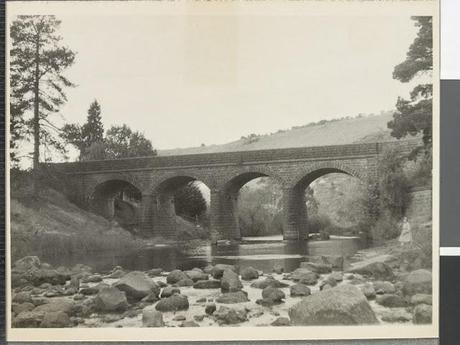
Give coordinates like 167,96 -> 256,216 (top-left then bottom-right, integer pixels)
32,34 -> 40,194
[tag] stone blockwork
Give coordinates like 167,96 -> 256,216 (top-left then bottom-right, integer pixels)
47,141 -> 419,240
407,187 -> 432,228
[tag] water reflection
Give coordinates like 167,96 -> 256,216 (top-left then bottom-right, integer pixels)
40,235 -> 368,274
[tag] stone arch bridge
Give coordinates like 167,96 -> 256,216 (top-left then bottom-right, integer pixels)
48,141 -> 415,241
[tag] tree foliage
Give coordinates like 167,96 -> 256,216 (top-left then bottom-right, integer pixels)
10,15 -> 76,168
104,124 -> 156,159
174,182 -> 207,220
61,100 -> 104,159
388,16 -> 433,147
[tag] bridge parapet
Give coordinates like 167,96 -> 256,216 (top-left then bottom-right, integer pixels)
47,142 -> 390,174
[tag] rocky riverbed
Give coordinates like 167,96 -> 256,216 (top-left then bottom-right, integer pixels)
11,249 -> 433,328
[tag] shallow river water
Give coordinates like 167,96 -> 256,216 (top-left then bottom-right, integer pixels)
44,235 -> 368,274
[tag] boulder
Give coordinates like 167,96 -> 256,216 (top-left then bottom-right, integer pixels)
262,287 -> 285,302
174,278 -> 194,287
271,317 -> 290,326
411,294 -> 432,306
81,274 -> 103,283
402,269 -> 432,296
185,270 -> 208,282
361,284 -> 376,299
347,262 -> 395,281
166,270 -> 189,284
14,256 -> 41,272
413,304 -> 432,324
381,309 -> 412,323
142,306 -> 165,327
34,298 -> 74,315
147,268 -> 163,277
211,264 -> 237,279
193,280 -> 221,289
307,255 -> 344,269
13,291 -> 32,304
240,267 -> 259,281
375,294 -> 408,308
214,306 -> 248,324
12,302 -> 35,315
221,269 -> 243,292
25,268 -> 69,286
108,269 -> 126,279
114,271 -> 159,300
289,284 -> 378,325
155,294 -> 189,312
250,277 -> 289,289
319,276 -> 338,290
205,303 -> 216,315
216,291 -> 249,304
300,262 -> 332,274
94,287 -> 129,312
373,281 -> 396,295
13,311 -> 45,328
329,271 -> 344,282
160,286 -> 181,298
290,283 -> 311,297
290,269 -> 318,285
40,311 -> 70,328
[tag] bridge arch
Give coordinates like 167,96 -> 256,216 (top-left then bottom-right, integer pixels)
150,174 -> 211,239
283,161 -> 368,240
88,179 -> 143,228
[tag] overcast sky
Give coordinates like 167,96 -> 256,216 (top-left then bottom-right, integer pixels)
18,14 -> 420,152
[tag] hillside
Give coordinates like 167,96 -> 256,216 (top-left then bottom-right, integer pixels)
159,111 -> 402,156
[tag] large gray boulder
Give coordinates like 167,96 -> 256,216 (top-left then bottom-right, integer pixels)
262,286 -> 285,302
14,256 -> 41,272
402,269 -> 432,296
413,304 -> 432,324
40,311 -> 70,328
155,294 -> 189,312
166,270 -> 189,284
214,306 -> 248,324
289,284 -> 378,325
185,270 -> 208,282
216,291 -> 249,304
94,287 -> 129,312
375,294 -> 408,308
240,267 -> 259,281
289,268 -> 318,284
347,261 -> 395,281
221,269 -> 243,292
250,277 -> 289,289
142,306 -> 165,327
290,283 -> 311,297
114,271 -> 159,300
211,264 -> 237,279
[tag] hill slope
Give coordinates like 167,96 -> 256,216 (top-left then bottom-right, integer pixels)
159,112 -> 402,156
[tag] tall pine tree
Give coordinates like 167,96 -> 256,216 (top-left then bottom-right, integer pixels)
388,17 -> 433,148
81,100 -> 104,147
10,15 -> 75,175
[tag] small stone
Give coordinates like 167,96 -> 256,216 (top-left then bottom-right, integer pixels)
173,314 -> 186,321
40,311 -> 70,328
273,265 -> 284,274
214,306 -> 248,324
221,269 -> 243,292
94,287 -> 128,312
411,294 -> 432,306
300,262 -> 332,274
381,309 -> 412,323
216,291 -> 249,304
181,320 -> 199,327
196,297 -> 206,303
160,286 -> 181,298
373,281 -> 396,295
262,286 -> 285,302
205,303 -> 216,315
361,284 -> 376,299
194,314 -> 205,322
174,278 -> 194,287
193,280 -> 221,289
271,317 -> 290,326
166,270 -> 189,284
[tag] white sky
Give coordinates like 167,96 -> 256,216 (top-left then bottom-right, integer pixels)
50,14 -> 419,151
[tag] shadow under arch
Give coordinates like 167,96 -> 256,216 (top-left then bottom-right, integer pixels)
151,175 -> 211,239
90,179 -> 142,228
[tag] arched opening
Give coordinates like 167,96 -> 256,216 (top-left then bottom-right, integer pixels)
290,168 -> 367,240
153,176 -> 210,239
218,172 -> 283,240
237,176 -> 284,239
90,180 -> 142,229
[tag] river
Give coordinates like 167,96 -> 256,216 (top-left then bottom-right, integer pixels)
42,235 -> 369,274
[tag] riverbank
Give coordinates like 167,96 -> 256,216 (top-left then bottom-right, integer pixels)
11,240 -> 433,328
